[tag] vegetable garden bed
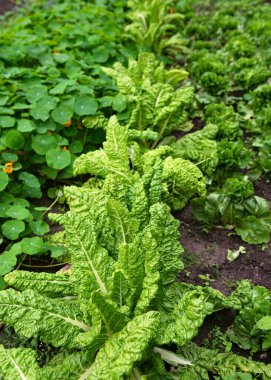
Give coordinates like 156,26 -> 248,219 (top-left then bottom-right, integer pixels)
0,0 -> 271,378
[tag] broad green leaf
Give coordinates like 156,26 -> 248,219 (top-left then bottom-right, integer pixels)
0,289 -> 90,348
255,316 -> 271,331
0,250 -> 19,276
17,119 -> 36,133
46,149 -> 71,170
236,216 -> 270,244
0,171 -> 9,191
84,311 -> 159,379
26,86 -> 47,103
0,345 -> 39,380
51,105 -> 73,124
2,220 -> 25,240
5,131 -> 25,149
92,46 -> 109,63
0,116 -> 15,128
62,212 -> 115,299
19,172 -> 40,188
31,134 -> 57,155
112,94 -> 127,112
21,237 -> 44,255
30,220 -> 49,235
72,96 -> 98,116
6,205 -> 30,220
5,270 -> 74,297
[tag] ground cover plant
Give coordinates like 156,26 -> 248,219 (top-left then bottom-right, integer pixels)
0,0 -> 136,281
0,0 -> 271,378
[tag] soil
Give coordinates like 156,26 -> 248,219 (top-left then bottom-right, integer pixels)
0,0 -> 15,14
176,204 -> 271,295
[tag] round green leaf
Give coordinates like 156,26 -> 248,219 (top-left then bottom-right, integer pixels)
19,172 -> 40,188
0,116 -> 15,128
69,140 -> 83,153
30,220 -> 50,235
73,96 -> 98,116
21,237 -> 44,255
112,94 -> 127,112
0,171 -> 9,191
31,134 -> 57,155
2,220 -> 25,240
17,119 -> 36,133
1,153 -> 18,162
6,205 -> 30,220
92,46 -> 109,63
5,130 -> 25,149
46,148 -> 71,170
51,105 -> 73,124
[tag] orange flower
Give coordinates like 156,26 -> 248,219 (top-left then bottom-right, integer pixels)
52,49 -> 61,54
62,146 -> 69,151
3,162 -> 13,174
64,118 -> 72,127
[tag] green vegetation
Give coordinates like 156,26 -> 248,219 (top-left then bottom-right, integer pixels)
0,0 -> 271,378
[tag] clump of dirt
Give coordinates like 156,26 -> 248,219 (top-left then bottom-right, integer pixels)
176,206 -> 271,294
0,0 -> 15,14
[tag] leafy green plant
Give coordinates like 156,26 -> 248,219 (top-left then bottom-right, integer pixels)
100,52 -> 193,148
73,115 -> 205,211
0,0 -> 134,271
0,125 -> 270,378
191,177 -> 271,244
124,0 -> 187,57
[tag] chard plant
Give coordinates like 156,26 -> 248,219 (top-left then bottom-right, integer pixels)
124,0 -> 187,57
0,117 -> 270,379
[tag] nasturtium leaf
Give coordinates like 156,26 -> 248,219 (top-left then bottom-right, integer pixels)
5,131 -> 25,149
40,166 -> 58,179
26,86 -> 47,103
46,149 -> 71,170
13,198 -> 30,207
0,192 -> 13,204
30,96 -> 58,121
0,116 -> 15,128
99,96 -> 113,108
49,80 -> 75,94
22,185 -> 42,199
51,105 -> 73,124
6,205 -> 30,220
36,119 -> 57,133
2,220 -> 25,240
72,96 -> 98,116
0,277 -> 5,290
31,134 -> 57,155
0,96 -> 8,106
0,251 -> 18,276
69,140 -> 83,153
17,119 -> 36,133
30,220 -> 50,235
30,103 -> 50,121
112,94 -> 127,112
0,172 -> 9,191
0,203 -> 9,218
12,103 -> 30,110
21,237 -> 44,255
50,245 -> 66,258
92,46 -> 109,63
19,172 -> 40,188
1,153 -> 18,162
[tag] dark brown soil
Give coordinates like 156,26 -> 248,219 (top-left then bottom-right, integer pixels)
177,205 -> 271,295
0,0 -> 15,14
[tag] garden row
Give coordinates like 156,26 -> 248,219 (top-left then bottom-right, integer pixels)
0,0 -> 270,379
